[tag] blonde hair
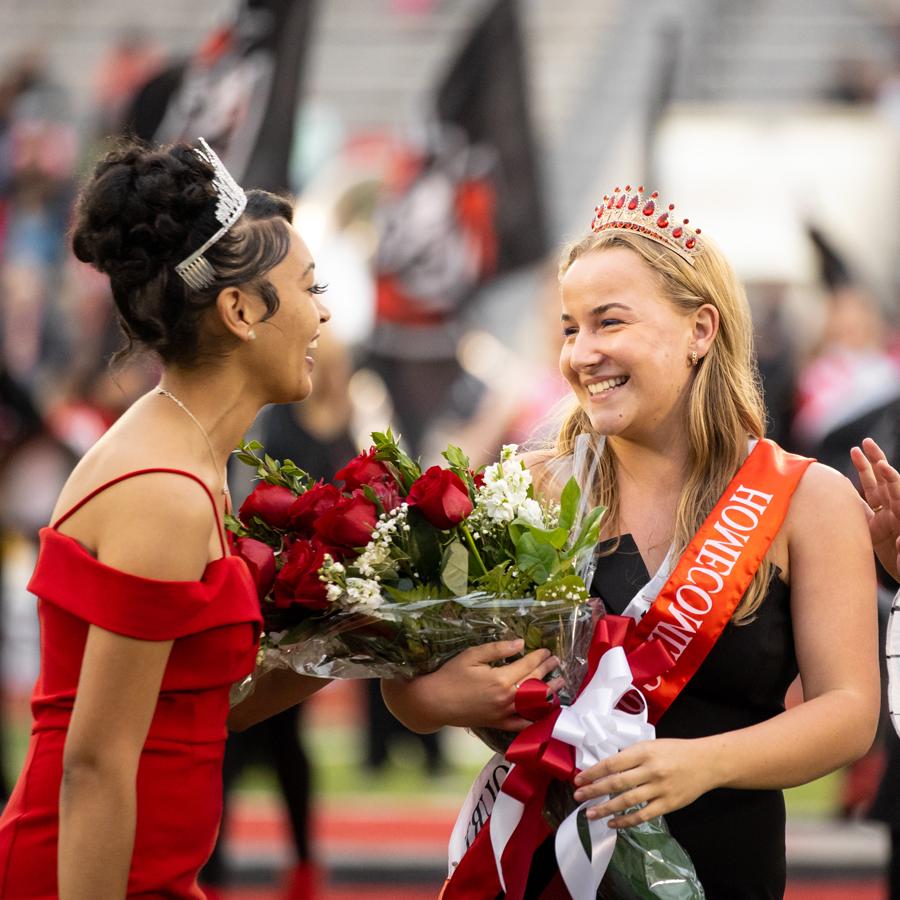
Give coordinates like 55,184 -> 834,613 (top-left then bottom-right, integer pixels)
554,230 -> 769,623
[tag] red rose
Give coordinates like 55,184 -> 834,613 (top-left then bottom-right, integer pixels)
239,482 -> 296,530
335,447 -> 392,490
472,470 -> 485,489
370,477 -> 403,513
235,537 -> 276,600
313,490 -> 378,548
407,466 -> 473,529
273,539 -> 330,610
288,482 -> 343,537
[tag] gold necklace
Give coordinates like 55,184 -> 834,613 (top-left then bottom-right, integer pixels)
156,388 -> 230,497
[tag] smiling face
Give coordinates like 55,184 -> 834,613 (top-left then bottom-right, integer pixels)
559,246 -> 706,447
252,226 -> 331,403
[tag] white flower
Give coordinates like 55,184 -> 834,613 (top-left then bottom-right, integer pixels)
345,576 -> 384,610
356,539 -> 392,577
476,447 -> 541,526
517,498 -> 544,528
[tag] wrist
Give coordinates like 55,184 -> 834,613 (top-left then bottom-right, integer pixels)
381,675 -> 444,733
696,733 -> 733,790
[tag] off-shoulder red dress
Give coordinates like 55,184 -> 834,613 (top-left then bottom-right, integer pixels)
0,469 -> 262,898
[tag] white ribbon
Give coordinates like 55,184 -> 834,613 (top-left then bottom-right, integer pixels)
887,588 -> 900,738
478,646 -> 656,899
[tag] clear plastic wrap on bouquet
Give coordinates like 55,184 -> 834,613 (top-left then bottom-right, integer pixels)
231,592 -> 595,704
465,605 -> 705,900
598,815 -> 706,899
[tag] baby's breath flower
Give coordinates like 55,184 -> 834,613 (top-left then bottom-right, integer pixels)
345,576 -> 384,610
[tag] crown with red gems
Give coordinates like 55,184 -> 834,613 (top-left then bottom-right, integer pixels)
591,185 -> 701,265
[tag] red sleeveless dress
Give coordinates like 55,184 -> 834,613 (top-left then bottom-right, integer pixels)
0,469 -> 262,898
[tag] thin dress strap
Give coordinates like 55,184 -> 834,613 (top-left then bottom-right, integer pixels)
52,468 -> 227,558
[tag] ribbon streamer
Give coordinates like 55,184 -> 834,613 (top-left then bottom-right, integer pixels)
484,616 -> 672,900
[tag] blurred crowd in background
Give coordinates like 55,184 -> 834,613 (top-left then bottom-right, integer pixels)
0,0 -> 898,895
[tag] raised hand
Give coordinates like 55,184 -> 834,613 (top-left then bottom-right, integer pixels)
850,437 -> 900,581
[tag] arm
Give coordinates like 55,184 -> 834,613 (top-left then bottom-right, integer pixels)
59,629 -> 172,899
573,464 -> 880,826
57,475 -> 216,899
851,437 -> 900,581
382,640 -> 560,733
228,669 -> 330,732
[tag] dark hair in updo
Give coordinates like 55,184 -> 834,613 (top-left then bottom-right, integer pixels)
71,137 -> 294,366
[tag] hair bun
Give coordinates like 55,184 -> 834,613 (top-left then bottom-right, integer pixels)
71,140 -> 217,286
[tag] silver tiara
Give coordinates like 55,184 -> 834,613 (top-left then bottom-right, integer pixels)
174,137 -> 248,290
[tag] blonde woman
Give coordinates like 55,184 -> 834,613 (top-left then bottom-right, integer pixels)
385,187 -> 880,899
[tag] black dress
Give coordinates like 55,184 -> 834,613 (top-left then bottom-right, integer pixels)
524,535 -> 796,900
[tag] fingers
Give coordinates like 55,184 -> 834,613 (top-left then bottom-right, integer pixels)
574,764 -> 644,803
862,437 -> 888,465
497,714 -> 534,732
852,445 -> 880,504
581,784 -> 655,823
606,799 -> 664,829
467,639 -> 525,665
545,675 -> 567,694
875,458 -> 900,516
574,753 -> 619,787
504,648 -> 557,685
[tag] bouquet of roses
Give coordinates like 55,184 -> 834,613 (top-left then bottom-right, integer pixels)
227,432 -> 603,689
228,431 -> 705,898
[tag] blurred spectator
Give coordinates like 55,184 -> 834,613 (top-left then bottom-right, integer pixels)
0,50 -> 77,387
748,283 -> 799,449
91,29 -> 165,137
421,261 -> 570,468
366,128 -> 497,458
791,284 -> 900,477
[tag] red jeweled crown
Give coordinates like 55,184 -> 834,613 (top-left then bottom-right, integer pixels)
590,185 -> 701,265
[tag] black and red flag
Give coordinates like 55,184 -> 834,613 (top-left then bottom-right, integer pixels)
372,0 -> 548,337
434,0 -> 548,274
126,0 -> 316,193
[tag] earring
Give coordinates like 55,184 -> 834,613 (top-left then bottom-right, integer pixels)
248,329 -> 257,341
690,350 -> 698,367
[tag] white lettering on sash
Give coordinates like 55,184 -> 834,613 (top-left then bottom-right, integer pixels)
641,482 -> 774,689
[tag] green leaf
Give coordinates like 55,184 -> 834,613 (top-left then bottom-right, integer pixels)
512,521 -> 569,550
441,445 -> 470,470
567,505 -> 606,556
405,510 -> 442,575
558,477 -> 581,532
245,440 -> 263,451
382,583 -> 444,603
440,541 -> 470,597
223,512 -> 248,538
360,484 -> 384,515
515,532 -> 557,585
576,808 -> 592,859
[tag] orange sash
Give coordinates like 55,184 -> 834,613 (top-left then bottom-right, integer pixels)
633,439 -> 813,723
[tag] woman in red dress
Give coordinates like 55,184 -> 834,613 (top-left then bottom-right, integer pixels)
0,136 -> 558,899
0,138 -> 332,898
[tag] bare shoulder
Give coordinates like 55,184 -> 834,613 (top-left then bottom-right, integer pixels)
789,461 -> 867,517
519,448 -> 553,471
61,466 -> 221,582
96,472 -> 220,581
786,461 -> 869,549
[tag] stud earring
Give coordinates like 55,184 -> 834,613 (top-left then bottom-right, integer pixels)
248,329 -> 257,341
690,350 -> 698,367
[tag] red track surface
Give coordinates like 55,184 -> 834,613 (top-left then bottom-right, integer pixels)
211,882 -> 887,899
